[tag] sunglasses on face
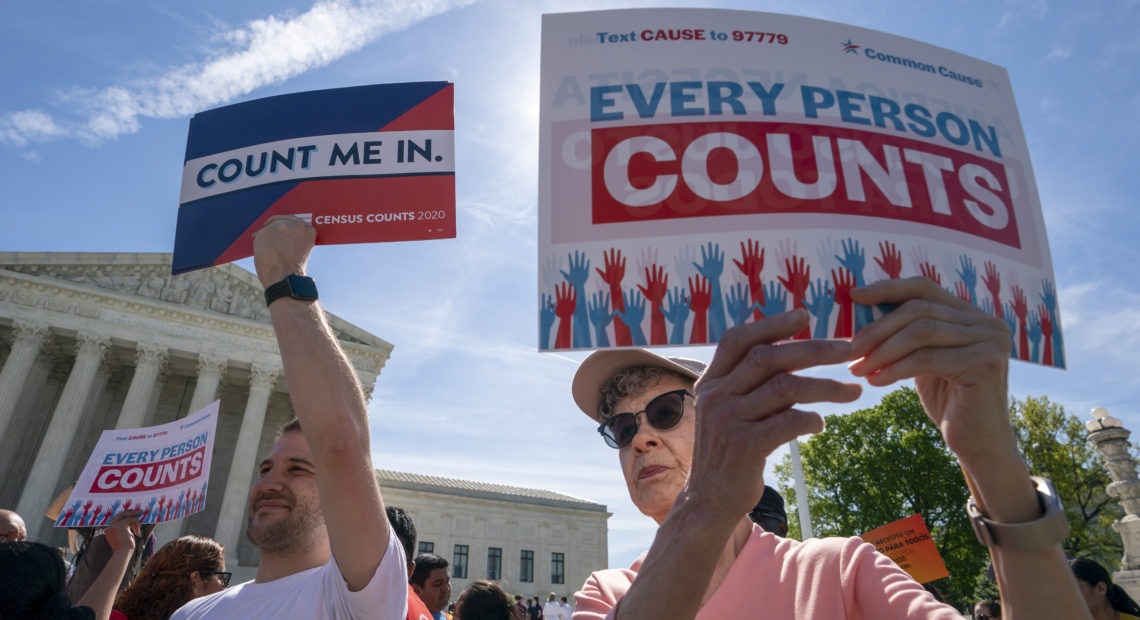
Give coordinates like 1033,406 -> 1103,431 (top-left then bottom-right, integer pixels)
199,570 -> 232,588
597,389 -> 691,449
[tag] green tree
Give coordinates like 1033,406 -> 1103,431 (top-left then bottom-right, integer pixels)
1009,395 -> 1121,568
775,387 -> 980,609
776,389 -> 1125,610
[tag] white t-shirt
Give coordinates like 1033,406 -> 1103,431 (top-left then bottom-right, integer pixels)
544,601 -> 565,620
172,528 -> 407,619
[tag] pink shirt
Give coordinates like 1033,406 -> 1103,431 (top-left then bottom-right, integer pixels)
574,525 -> 960,619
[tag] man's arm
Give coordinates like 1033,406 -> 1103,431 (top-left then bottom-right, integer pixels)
850,277 -> 1088,619
253,216 -> 391,590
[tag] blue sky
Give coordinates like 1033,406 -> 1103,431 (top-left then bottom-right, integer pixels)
2,0 -> 1139,570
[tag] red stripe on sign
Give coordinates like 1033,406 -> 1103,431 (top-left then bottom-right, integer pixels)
590,121 -> 1020,249
89,446 -> 206,493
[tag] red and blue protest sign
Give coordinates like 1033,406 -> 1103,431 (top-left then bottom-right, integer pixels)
174,81 -> 455,275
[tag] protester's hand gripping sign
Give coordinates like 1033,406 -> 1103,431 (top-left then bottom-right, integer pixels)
538,9 -> 1064,367
174,82 -> 456,275
54,401 -> 220,527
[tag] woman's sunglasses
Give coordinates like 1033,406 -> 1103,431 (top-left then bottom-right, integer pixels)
597,389 -> 691,449
198,569 -> 232,588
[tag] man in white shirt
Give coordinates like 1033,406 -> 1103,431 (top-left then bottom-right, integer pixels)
543,593 -> 565,620
173,216 -> 407,619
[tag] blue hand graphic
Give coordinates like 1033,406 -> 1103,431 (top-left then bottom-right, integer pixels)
616,289 -> 648,346
539,293 -> 556,350
805,278 -> 835,339
561,251 -> 592,348
758,281 -> 787,317
664,286 -> 691,344
693,242 -> 727,341
956,255 -> 977,305
588,291 -> 614,347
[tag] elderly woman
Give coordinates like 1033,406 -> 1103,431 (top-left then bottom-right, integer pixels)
570,278 -> 1087,619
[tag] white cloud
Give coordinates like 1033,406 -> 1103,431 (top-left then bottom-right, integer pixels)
1047,47 -> 1072,60
0,0 -> 477,148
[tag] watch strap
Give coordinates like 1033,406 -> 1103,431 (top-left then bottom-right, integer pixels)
967,476 -> 1069,550
264,274 -> 318,306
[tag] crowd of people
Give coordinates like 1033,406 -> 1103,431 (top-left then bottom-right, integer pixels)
0,216 -> 1128,619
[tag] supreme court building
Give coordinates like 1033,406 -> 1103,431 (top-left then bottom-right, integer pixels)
0,252 -> 608,586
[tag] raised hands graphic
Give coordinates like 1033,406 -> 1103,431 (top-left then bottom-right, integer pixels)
1011,285 -> 1029,361
639,264 -> 669,345
733,239 -> 766,320
1039,279 -> 1063,367
596,248 -> 631,346
664,286 -> 691,345
956,255 -> 977,306
693,242 -> 727,341
561,251 -> 592,348
983,261 -> 1003,318
688,276 -> 710,344
778,255 -> 811,339
588,291 -> 614,347
554,282 -> 575,349
830,268 -> 855,338
836,238 -> 874,331
805,278 -> 835,339
539,294 -> 556,350
617,288 -> 648,345
875,241 -> 903,279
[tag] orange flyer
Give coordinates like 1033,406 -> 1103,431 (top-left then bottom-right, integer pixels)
859,513 -> 950,583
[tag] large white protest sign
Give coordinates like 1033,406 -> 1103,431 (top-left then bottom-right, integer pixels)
54,401 -> 220,527
539,9 -> 1064,368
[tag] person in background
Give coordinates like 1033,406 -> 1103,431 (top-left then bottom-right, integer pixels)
453,581 -> 523,620
411,553 -> 452,620
1071,557 -> 1140,620
527,596 -> 543,620
0,509 -> 140,620
973,599 -> 1001,619
111,536 -> 227,620
0,508 -> 27,542
748,486 -> 788,537
542,593 -> 563,620
385,506 -> 433,620
558,596 -> 571,618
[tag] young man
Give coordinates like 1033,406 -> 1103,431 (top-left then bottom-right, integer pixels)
410,553 -> 451,620
172,216 -> 406,619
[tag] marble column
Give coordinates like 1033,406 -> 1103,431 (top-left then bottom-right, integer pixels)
0,320 -> 50,437
188,354 -> 228,413
115,343 -> 168,429
17,331 -> 110,540
214,363 -> 279,565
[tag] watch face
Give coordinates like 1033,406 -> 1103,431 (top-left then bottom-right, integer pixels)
286,275 -> 318,300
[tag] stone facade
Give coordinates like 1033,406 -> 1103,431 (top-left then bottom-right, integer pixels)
380,470 -> 609,602
0,252 -> 391,568
0,252 -> 610,587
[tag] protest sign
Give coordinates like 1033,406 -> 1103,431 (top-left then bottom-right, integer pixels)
538,9 -> 1064,367
53,401 -> 220,527
860,513 -> 950,583
174,81 -> 456,275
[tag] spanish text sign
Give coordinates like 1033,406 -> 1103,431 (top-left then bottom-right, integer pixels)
54,401 -> 220,527
860,513 -> 950,584
174,81 -> 456,275
538,9 -> 1064,368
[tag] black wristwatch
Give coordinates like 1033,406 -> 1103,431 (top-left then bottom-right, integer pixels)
264,274 -> 319,306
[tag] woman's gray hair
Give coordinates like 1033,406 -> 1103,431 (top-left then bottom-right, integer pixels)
599,365 -> 695,418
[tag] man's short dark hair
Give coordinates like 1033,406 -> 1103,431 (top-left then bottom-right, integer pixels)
385,506 -> 416,568
410,553 -> 449,587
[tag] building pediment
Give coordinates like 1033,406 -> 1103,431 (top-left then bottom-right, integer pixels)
0,252 -> 389,353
